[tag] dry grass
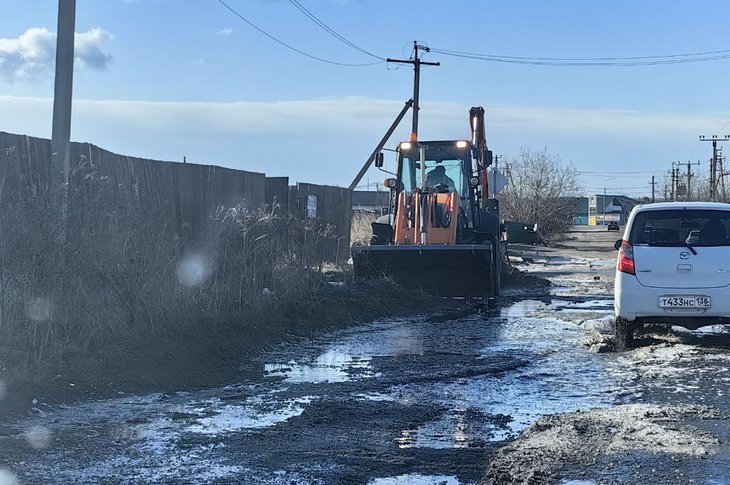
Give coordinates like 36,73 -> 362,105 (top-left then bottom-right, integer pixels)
0,163 -> 415,387
350,212 -> 378,245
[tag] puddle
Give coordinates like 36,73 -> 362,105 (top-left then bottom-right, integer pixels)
264,352 -> 374,383
392,300 -> 624,448
3,291 -> 635,482
397,410 -> 474,449
183,395 -> 314,435
263,321 -> 426,383
351,392 -> 396,402
7,388 -> 317,483
549,299 -> 613,311
369,474 -> 460,485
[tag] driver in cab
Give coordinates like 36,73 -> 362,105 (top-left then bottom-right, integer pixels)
425,165 -> 456,193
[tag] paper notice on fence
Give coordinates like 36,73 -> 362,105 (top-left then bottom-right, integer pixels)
307,195 -> 317,219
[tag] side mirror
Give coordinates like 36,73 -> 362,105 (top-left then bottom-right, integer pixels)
375,152 -> 384,168
614,240 -> 623,251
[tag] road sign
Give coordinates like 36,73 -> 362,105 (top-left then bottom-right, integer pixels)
488,167 -> 508,194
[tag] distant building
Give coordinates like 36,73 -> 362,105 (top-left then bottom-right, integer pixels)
352,190 -> 390,215
588,194 -> 640,225
562,197 -> 589,225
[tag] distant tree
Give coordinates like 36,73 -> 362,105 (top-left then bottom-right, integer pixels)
499,148 -> 582,244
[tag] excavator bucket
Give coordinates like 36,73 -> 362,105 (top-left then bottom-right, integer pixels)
351,243 -> 496,298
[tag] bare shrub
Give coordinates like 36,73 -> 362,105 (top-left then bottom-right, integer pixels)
500,148 -> 582,244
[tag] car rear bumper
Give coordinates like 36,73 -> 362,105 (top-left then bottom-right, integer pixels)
615,271 -> 730,328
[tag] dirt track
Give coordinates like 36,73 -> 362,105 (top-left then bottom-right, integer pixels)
490,226 -> 730,484
2,226 -> 730,484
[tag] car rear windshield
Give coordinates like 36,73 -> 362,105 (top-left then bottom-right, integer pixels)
629,209 -> 730,247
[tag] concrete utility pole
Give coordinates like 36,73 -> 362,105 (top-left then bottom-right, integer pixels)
602,177 -> 616,225
348,99 -> 413,191
671,162 -> 688,200
684,160 -> 700,201
387,42 -> 440,143
492,154 -> 501,199
699,134 -> 730,202
715,147 -> 727,202
51,0 -> 76,191
650,175 -> 656,203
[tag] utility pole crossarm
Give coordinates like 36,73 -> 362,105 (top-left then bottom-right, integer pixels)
387,42 -> 440,143
385,58 -> 440,65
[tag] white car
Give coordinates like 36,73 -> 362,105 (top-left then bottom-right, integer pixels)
614,201 -> 730,350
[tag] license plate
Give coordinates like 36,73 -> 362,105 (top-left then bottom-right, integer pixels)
659,296 -> 711,308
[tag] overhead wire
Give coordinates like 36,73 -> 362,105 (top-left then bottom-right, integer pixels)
286,0 -> 386,61
429,47 -> 730,67
579,170 -> 663,175
217,0 -> 382,67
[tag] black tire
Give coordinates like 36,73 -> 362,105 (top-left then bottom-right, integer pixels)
615,317 -> 634,351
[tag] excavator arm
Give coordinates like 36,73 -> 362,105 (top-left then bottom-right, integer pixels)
469,107 -> 493,208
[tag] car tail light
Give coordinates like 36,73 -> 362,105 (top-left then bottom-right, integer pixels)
618,240 -> 635,275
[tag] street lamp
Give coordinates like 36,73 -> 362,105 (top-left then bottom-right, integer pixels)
603,177 -> 616,225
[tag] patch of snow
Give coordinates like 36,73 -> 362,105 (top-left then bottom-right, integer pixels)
369,474 -> 460,485
0,469 -> 19,485
23,425 -> 52,449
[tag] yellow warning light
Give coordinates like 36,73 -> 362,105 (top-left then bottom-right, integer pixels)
399,142 -> 412,151
456,140 -> 469,149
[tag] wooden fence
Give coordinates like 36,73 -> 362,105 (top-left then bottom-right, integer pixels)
264,176 -> 290,213
0,132 -> 351,261
289,182 -> 352,262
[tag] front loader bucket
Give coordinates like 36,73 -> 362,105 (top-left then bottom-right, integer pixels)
352,244 -> 495,298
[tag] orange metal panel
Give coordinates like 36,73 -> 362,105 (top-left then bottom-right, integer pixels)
423,192 -> 458,244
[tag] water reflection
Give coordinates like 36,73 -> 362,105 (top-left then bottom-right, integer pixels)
264,351 -> 374,383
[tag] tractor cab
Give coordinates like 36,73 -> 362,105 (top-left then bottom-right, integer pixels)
395,139 -> 475,226
373,139 -> 494,247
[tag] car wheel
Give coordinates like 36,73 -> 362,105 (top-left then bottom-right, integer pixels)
614,317 -> 634,351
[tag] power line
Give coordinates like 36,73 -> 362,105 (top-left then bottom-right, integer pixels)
435,47 -> 730,62
581,174 -> 659,179
429,47 -> 730,67
286,0 -> 385,61
579,170 -> 662,175
217,0 -> 382,67
586,186 -> 652,190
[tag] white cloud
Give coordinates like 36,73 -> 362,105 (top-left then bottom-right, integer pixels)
216,28 -> 233,37
2,94 -> 727,149
0,27 -> 113,83
0,95 -> 726,187
74,28 -> 114,70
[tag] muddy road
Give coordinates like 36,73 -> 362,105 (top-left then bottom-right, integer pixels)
2,227 -> 730,484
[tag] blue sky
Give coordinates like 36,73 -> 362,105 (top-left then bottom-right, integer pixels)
3,0 -> 730,197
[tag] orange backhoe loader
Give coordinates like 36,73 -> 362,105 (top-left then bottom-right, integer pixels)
352,107 -> 502,300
